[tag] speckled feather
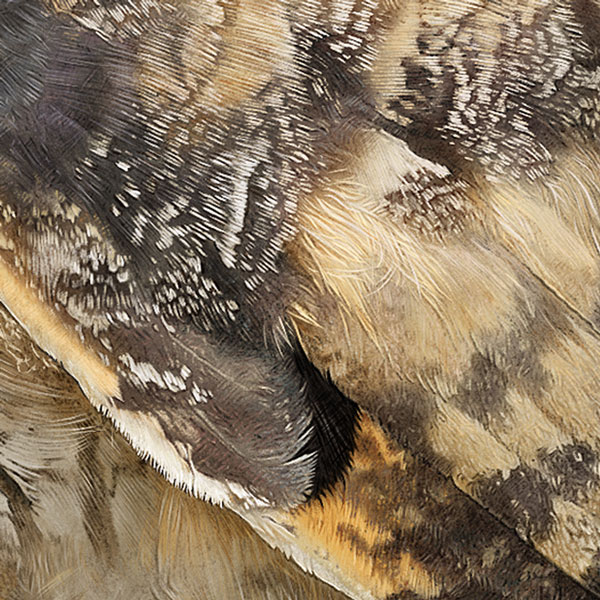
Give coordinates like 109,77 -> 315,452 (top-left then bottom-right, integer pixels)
0,292 -> 592,599
2,0 -> 600,599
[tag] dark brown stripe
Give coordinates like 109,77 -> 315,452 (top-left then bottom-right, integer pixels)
77,429 -> 120,566
0,466 -> 41,545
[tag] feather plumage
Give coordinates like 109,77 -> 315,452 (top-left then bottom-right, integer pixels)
1,0 -> 600,598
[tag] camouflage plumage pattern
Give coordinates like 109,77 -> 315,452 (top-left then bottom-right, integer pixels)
1,0 -> 600,598
0,296 -> 592,599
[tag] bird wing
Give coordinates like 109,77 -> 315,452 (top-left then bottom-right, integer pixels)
289,0 -> 600,594
1,1 -> 600,599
